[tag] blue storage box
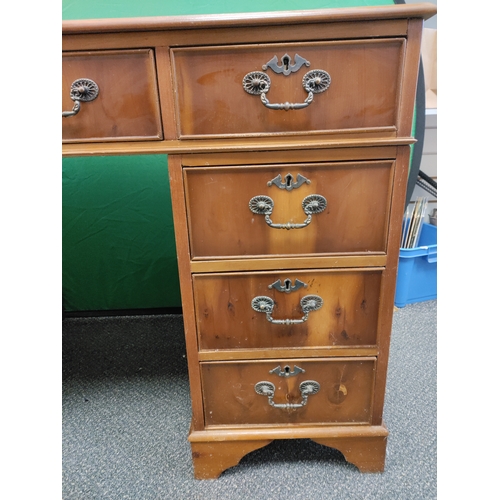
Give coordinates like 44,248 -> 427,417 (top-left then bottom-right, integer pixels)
395,222 -> 437,307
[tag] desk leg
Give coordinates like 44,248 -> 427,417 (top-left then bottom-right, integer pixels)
312,434 -> 388,472
190,439 -> 272,479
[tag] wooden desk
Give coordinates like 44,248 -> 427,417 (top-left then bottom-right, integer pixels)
63,3 -> 437,479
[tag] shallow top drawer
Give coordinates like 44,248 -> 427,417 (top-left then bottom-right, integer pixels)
62,49 -> 162,143
184,160 -> 394,260
171,38 -> 405,139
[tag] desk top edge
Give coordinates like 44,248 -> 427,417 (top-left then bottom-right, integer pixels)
62,3 -> 437,35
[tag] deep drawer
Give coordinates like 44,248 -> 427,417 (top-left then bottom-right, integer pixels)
184,160 -> 394,259
194,269 -> 381,350
62,49 -> 162,142
171,38 -> 405,139
201,358 -> 376,427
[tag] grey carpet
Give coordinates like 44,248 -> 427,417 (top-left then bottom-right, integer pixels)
62,300 -> 437,499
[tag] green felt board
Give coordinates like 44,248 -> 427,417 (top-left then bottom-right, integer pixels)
62,0 -> 395,312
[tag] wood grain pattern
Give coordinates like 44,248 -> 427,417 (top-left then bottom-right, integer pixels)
312,434 -> 387,472
189,255 -> 387,273
62,20 -> 408,53
188,423 -> 389,441
188,423 -> 389,477
201,358 -> 376,426
62,136 -> 413,157
172,39 -> 405,138
190,440 -> 272,479
197,347 -> 379,362
167,155 -> 205,431
371,146 -> 412,425
397,18 -> 425,138
62,4 -> 437,34
181,145 -> 399,166
62,49 -> 162,142
193,269 -> 382,350
154,46 -> 178,141
62,3 -> 437,479
184,161 -> 394,258
189,430 -> 387,478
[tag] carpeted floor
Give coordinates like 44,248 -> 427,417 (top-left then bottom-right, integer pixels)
62,300 -> 437,499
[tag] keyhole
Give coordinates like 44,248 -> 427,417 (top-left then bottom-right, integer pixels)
285,174 -> 293,188
282,55 -> 290,71
284,279 -> 292,292
284,366 -> 291,374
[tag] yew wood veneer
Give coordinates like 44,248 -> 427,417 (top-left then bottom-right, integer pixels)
63,3 -> 437,479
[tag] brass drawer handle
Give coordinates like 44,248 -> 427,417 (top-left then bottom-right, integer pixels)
242,69 -> 330,111
249,194 -> 327,230
260,90 -> 314,111
251,294 -> 323,325
255,380 -> 320,409
62,78 -> 99,117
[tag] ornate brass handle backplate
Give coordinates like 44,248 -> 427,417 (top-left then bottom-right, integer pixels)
62,78 -> 99,117
242,53 -> 330,111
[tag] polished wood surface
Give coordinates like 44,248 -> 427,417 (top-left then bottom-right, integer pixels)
181,145 -> 400,166
184,161 -> 394,258
190,440 -> 272,480
62,3 -> 437,479
62,49 -> 162,142
189,423 -> 388,478
189,255 -> 387,273
172,39 -> 404,138
371,146 -> 411,425
193,269 -> 382,350
62,136 -> 414,157
197,347 -> 379,362
62,20 -> 408,54
201,358 -> 376,426
312,434 -> 387,472
168,155 -> 206,431
62,4 -> 437,34
62,3 -> 435,156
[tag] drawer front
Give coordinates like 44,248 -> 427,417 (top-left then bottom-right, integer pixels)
201,358 -> 376,426
194,269 -> 381,350
185,160 -> 394,259
171,39 -> 405,138
62,50 -> 162,142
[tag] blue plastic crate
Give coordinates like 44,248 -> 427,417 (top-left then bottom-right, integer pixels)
395,223 -> 437,307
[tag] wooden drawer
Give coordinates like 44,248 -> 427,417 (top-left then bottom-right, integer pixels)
201,358 -> 376,427
184,160 -> 394,259
194,269 -> 381,350
62,49 -> 162,143
171,38 -> 405,139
